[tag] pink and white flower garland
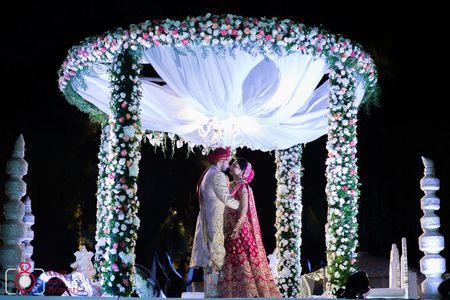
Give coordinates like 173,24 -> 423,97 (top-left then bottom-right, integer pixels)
325,63 -> 360,294
274,144 -> 303,297
99,48 -> 143,296
94,124 -> 111,278
58,14 -> 378,123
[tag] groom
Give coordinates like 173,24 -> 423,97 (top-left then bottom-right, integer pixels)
190,147 -> 239,298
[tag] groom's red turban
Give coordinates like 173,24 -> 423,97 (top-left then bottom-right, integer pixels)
208,147 -> 231,163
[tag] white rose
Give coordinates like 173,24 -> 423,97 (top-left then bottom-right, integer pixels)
134,216 -> 141,227
123,125 -> 136,138
129,162 -> 139,177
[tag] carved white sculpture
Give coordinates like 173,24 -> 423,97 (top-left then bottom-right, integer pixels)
70,245 -> 96,281
22,196 -> 35,271
400,238 -> 409,298
0,135 -> 28,293
419,157 -> 446,298
389,243 -> 400,288
367,238 -> 418,299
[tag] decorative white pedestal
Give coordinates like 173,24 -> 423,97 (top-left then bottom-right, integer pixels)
0,135 -> 28,293
418,157 -> 446,298
181,292 -> 204,298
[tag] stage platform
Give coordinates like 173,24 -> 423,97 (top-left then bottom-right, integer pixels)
0,297 -> 419,300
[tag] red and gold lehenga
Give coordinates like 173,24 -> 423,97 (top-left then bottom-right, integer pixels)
218,164 -> 281,298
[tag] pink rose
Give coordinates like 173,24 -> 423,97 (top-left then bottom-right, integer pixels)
121,102 -> 128,108
119,178 -> 125,184
121,149 -> 128,156
142,32 -> 149,39
316,46 -> 322,52
119,117 -> 124,123
221,30 -> 227,36
113,242 -> 119,249
112,263 -> 119,271
231,29 -> 238,36
101,47 -> 107,53
171,29 -> 178,35
126,113 -> 131,120
350,170 -> 356,175
122,184 -> 129,190
181,39 -> 189,45
342,186 -> 348,191
351,51 -> 355,57
123,135 -> 130,142
120,242 -> 126,248
265,35 -> 272,41
123,279 -> 129,286
109,173 -> 115,179
153,38 -> 161,46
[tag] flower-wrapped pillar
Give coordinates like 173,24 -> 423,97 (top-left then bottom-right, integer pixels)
325,62 -> 360,294
100,48 -> 143,296
94,124 -> 110,277
274,144 -> 303,297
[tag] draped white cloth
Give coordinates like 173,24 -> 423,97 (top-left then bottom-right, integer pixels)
74,46 -> 365,151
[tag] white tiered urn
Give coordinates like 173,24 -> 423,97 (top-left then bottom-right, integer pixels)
419,157 -> 446,298
22,196 -> 35,271
0,135 -> 29,293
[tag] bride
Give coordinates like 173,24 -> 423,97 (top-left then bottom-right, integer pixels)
218,158 -> 281,298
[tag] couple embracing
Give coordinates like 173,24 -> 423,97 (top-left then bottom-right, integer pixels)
190,147 -> 281,298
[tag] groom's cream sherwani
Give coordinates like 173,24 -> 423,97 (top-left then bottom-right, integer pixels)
190,165 -> 239,297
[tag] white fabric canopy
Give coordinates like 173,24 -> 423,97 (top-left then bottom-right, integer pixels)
74,45 -> 365,151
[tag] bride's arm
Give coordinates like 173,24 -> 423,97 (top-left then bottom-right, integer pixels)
232,186 -> 249,239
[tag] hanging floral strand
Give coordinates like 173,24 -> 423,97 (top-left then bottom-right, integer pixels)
274,144 -> 303,297
94,124 -> 111,278
100,47 -> 143,296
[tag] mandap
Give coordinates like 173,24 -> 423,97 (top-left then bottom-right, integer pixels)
58,13 -> 379,297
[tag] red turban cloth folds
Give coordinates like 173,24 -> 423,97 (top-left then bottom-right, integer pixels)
208,147 -> 231,163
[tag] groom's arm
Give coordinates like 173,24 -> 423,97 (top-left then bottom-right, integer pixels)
212,172 -> 239,209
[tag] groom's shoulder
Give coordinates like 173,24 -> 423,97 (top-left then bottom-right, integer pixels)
210,170 -> 227,182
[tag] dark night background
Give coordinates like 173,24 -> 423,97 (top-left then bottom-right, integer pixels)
1,0 -> 448,295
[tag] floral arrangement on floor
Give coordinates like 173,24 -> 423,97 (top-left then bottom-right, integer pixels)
97,48 -> 143,296
274,144 -> 303,297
